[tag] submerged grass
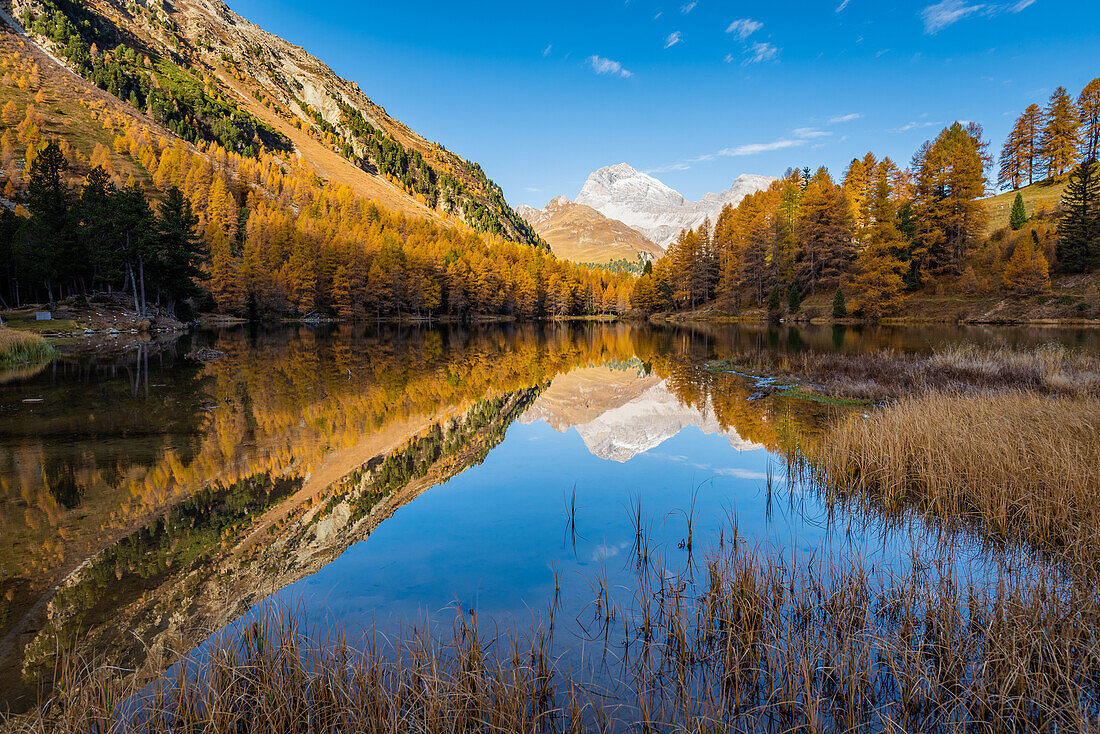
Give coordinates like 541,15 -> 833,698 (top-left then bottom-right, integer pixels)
8,521 -> 1100,732
711,342 -> 1100,401
0,328 -> 56,369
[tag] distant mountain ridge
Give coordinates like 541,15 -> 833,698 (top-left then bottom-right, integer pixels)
575,163 -> 775,247
516,196 -> 664,266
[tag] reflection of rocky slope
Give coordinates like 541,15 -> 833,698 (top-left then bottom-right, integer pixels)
522,365 -> 763,462
5,389 -> 540,712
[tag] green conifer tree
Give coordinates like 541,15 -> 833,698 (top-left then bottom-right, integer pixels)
787,282 -> 802,314
832,288 -> 847,318
1056,159 -> 1100,273
1009,192 -> 1027,230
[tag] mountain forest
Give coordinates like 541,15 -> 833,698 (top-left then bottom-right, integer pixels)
0,0 -> 1097,323
632,78 -> 1100,319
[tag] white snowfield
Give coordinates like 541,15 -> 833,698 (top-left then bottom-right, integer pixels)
575,163 -> 775,248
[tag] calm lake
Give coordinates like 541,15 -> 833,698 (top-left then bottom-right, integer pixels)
1,322 -> 1098,711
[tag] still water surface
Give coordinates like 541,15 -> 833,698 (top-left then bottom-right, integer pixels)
1,322 -> 1096,708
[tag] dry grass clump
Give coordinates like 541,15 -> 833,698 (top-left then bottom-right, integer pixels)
0,327 -> 56,368
821,392 -> 1100,570
9,528 -> 1100,733
719,342 -> 1100,400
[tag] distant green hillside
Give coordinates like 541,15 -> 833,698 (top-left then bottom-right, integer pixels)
983,179 -> 1067,234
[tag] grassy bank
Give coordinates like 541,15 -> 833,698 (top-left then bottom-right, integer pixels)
819,392 -> 1100,574
0,328 -> 56,369
710,342 -> 1100,402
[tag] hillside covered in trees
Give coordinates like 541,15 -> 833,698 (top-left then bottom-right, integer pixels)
632,77 -> 1100,320
0,22 -> 631,319
9,0 -> 542,245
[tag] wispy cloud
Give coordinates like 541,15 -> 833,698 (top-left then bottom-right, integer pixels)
524,187 -> 542,193
718,138 -> 804,156
920,0 -> 1037,34
726,18 -> 763,41
542,44 -> 552,57
921,1 -> 984,33
680,1 -> 697,13
836,0 -> 851,10
829,112 -> 861,124
889,120 -> 941,133
587,54 -> 633,78
647,132 -> 809,175
664,31 -> 683,49
743,41 -> 779,65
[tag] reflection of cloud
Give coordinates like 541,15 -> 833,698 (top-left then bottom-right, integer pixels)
649,452 -> 769,481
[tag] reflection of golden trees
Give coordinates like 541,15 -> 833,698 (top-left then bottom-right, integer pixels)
1,323 -> 857,593
0,325 -> 640,586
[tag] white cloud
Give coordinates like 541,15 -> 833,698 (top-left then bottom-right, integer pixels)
587,55 -> 634,78
681,1 -> 697,13
524,187 -> 542,192
793,127 -> 831,139
920,0 -> 1036,34
542,44 -> 552,57
726,18 -> 763,41
664,31 -> 683,49
836,0 -> 851,10
889,120 -> 941,133
743,42 -> 779,65
829,112 -> 861,124
718,138 -> 805,156
723,53 -> 734,63
921,0 -> 985,33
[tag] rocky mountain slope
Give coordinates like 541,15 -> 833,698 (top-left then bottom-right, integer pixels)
516,196 -> 664,266
575,163 -> 774,247
5,0 -> 542,245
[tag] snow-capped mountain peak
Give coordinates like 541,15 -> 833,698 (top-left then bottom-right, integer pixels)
575,165 -> 775,248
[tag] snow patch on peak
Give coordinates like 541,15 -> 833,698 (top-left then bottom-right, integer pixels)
575,165 -> 775,248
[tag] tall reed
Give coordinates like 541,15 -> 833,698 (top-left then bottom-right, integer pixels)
820,392 -> 1100,574
0,328 -> 55,368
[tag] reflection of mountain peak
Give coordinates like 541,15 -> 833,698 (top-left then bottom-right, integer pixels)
522,365 -> 763,462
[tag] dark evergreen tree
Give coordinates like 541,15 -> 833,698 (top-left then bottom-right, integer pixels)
787,282 -> 802,314
19,143 -> 77,305
1009,192 -> 1027,230
154,185 -> 209,314
1056,159 -> 1100,273
832,288 -> 847,318
767,286 -> 782,314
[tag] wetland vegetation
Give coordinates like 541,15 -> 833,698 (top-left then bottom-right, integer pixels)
2,323 -> 1099,732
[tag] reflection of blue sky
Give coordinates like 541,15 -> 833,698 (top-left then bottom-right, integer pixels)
269,418 -> 927,646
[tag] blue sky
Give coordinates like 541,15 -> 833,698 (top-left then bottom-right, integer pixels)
226,0 -> 1099,206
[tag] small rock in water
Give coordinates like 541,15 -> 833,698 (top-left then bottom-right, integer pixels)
190,348 -> 227,362
22,398 -> 44,403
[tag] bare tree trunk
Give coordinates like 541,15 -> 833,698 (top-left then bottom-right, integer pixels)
129,262 -> 140,317
138,257 -> 147,319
